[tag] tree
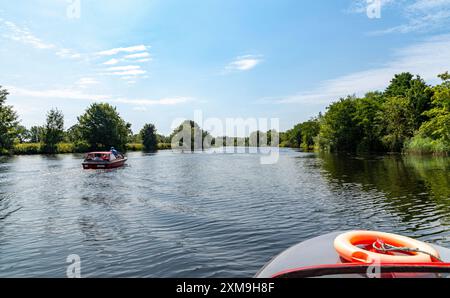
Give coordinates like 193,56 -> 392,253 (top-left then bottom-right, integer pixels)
0,86 -> 19,152
380,96 -> 415,152
15,125 -> 30,143
170,120 -> 211,150
29,126 -> 45,143
406,76 -> 433,130
353,92 -> 384,152
300,119 -> 320,150
318,96 -> 362,152
385,72 -> 414,98
77,103 -> 132,151
418,73 -> 450,145
42,108 -> 65,153
140,123 -> 158,151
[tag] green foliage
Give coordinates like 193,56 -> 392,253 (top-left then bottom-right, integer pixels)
318,96 -> 362,152
380,96 -> 415,152
418,73 -> 450,146
140,123 -> 158,151
170,120 -> 212,150
15,125 -> 30,143
42,108 -> 65,154
29,126 -> 45,143
405,136 -> 449,155
0,86 -> 20,151
126,143 -> 144,151
13,143 -> 41,155
157,143 -> 172,150
77,103 -> 131,151
299,119 -> 320,150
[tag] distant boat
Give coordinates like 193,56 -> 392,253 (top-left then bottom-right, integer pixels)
82,151 -> 127,169
256,230 -> 450,278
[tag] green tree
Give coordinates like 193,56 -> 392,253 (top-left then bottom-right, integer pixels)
380,96 -> 415,152
42,108 -> 65,153
318,96 -> 361,152
353,92 -> 384,152
0,86 -> 19,152
29,126 -> 45,143
15,125 -> 30,143
418,73 -> 450,145
300,119 -> 320,150
385,72 -> 414,98
407,76 -> 433,129
77,103 -> 132,151
140,123 -> 158,151
170,120 -> 211,150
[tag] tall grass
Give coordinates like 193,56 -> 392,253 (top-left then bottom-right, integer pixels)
127,143 -> 144,151
405,136 -> 449,156
13,143 -> 42,155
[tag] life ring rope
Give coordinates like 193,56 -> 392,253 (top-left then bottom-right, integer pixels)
372,239 -> 443,263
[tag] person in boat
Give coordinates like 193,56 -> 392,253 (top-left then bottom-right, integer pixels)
111,147 -> 119,157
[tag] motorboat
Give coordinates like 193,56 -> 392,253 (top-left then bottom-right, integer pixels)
82,151 -> 127,169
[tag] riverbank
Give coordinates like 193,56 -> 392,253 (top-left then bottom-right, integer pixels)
3,142 -> 448,156
1,142 -> 173,156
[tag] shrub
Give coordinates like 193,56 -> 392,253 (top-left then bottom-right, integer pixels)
13,143 -> 41,155
56,143 -> 74,154
405,136 -> 449,156
127,143 -> 144,151
157,143 -> 171,150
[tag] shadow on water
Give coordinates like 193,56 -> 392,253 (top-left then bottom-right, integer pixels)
318,153 -> 450,226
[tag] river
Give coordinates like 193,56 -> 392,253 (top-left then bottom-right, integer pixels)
0,149 -> 449,277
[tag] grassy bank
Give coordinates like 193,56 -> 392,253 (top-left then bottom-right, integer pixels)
3,142 -> 173,156
404,136 -> 450,156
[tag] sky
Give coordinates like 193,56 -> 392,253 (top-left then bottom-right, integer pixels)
1,0 -> 450,136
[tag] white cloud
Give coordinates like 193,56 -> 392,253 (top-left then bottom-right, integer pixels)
113,97 -> 193,106
226,55 -> 263,71
76,77 -> 99,88
97,45 -> 149,56
271,34 -> 450,105
0,19 -> 82,59
7,86 -> 109,101
106,65 -> 141,72
103,58 -> 120,65
7,85 -> 193,107
1,20 -> 55,50
124,52 -> 151,59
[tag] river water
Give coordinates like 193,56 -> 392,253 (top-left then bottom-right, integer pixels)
0,149 -> 448,277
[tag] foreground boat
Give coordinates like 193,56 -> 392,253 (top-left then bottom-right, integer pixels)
82,151 -> 127,169
256,231 -> 450,278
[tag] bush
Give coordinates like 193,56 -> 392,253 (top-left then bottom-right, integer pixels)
127,143 -> 144,151
405,136 -> 450,156
157,143 -> 171,150
56,143 -> 74,154
13,143 -> 41,155
73,141 -> 90,153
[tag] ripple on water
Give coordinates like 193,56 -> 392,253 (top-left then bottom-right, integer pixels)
0,151 -> 449,277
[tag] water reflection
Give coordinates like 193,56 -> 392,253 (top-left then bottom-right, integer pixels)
318,153 -> 449,241
0,151 -> 448,277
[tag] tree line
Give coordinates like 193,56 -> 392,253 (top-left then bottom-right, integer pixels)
1,71 -> 449,155
0,92 -> 164,154
280,72 -> 450,155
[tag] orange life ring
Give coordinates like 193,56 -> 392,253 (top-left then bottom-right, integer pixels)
334,231 -> 440,264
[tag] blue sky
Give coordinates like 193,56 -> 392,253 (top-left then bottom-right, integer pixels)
1,0 -> 450,135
